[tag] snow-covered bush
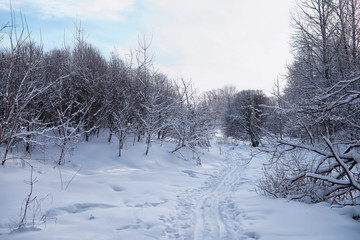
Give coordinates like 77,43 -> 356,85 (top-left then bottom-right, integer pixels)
258,139 -> 360,206
258,147 -> 326,203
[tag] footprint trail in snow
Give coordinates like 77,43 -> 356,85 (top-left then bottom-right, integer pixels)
164,147 -> 256,240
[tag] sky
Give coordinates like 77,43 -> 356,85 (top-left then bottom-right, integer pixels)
0,0 -> 296,94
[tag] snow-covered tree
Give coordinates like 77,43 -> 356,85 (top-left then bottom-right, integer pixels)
223,90 -> 269,147
259,78 -> 360,205
0,19 -> 58,164
71,26 -> 108,141
169,79 -> 213,164
260,0 -> 360,206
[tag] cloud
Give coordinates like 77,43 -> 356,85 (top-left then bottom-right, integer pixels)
1,0 -> 134,22
148,0 -> 295,93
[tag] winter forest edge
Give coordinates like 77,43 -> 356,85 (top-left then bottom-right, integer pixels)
1,0 -> 360,233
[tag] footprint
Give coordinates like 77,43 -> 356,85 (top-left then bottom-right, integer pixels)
244,231 -> 260,239
110,185 -> 125,192
46,203 -> 117,217
182,170 -> 198,178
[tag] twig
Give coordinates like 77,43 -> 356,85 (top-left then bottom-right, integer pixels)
65,168 -> 81,191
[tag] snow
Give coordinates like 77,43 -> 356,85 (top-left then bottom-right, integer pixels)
0,133 -> 359,240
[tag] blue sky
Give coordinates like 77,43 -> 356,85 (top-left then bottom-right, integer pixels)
0,0 -> 295,93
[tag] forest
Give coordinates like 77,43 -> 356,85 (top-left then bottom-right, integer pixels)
1,0 -> 360,209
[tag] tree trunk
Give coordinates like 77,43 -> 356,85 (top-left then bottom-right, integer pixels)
118,130 -> 125,157
145,132 -> 151,155
58,138 -> 66,165
25,125 -> 30,153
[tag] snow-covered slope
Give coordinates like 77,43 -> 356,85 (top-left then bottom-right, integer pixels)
0,135 -> 359,239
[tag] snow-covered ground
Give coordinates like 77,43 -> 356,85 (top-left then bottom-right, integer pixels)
1,134 -> 359,239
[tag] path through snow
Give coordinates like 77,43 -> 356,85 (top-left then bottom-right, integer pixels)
163,146 -> 261,239
163,144 -> 360,240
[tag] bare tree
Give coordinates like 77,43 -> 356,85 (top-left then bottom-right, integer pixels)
104,53 -> 134,156
261,63 -> 360,206
71,26 -> 108,141
223,90 -> 270,147
0,14 -> 63,165
169,79 -> 213,164
55,101 -> 90,165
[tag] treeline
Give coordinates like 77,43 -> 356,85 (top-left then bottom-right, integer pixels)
0,24 -> 214,165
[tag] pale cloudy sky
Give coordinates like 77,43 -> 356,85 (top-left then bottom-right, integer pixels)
0,0 -> 295,94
